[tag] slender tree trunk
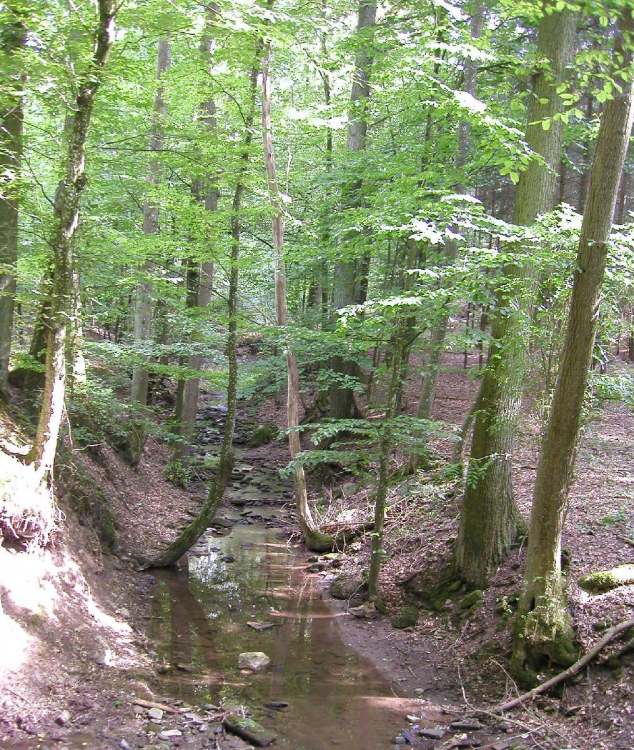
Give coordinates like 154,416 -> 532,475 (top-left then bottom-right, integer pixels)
456,5 -> 577,587
368,322 -> 405,600
513,10 -> 634,677
149,49 -> 262,568
173,12 -> 218,458
260,42 -> 334,551
129,37 -> 170,466
409,2 -> 483,471
27,0 -> 117,482
0,7 -> 26,392
329,0 -> 376,419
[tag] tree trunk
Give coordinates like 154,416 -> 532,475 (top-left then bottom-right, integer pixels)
129,37 -> 170,466
512,10 -> 634,677
173,12 -> 218,459
456,5 -> 577,587
260,41 -> 334,552
149,48 -> 262,568
27,0 -> 117,482
329,0 -> 376,419
410,2 -> 483,459
0,7 -> 26,393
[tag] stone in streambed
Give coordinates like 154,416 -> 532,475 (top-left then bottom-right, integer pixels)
238,651 -> 271,671
147,707 -> 164,721
223,715 -> 277,747
329,573 -> 367,603
158,729 -> 182,740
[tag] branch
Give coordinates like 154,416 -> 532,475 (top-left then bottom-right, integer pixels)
491,618 -> 634,714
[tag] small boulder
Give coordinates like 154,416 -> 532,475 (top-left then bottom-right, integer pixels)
238,651 -> 271,672
147,707 -> 164,721
223,715 -> 277,747
55,711 -> 71,726
391,605 -> 419,629
329,573 -> 367,603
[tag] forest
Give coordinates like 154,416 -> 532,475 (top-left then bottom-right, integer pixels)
0,0 -> 633,748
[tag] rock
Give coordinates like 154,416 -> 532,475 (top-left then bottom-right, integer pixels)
459,590 -> 484,611
394,736 -> 407,745
147,708 -> 164,721
450,719 -> 483,731
329,573 -> 367,603
414,688 -> 425,696
263,700 -> 288,710
158,729 -> 182,740
222,554 -> 236,563
117,741 -> 131,750
391,605 -> 419,629
419,725 -> 445,739
238,651 -> 271,672
223,715 -> 277,747
445,734 -> 482,748
349,601 -> 378,620
307,563 -> 326,573
246,621 -> 276,631
55,711 -> 71,726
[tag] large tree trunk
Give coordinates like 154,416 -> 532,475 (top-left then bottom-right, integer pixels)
329,0 -> 376,419
27,0 -> 117,481
455,4 -> 577,587
129,37 -> 170,466
149,49 -> 262,568
260,41 -> 334,552
0,7 -> 26,393
512,10 -> 634,678
173,11 -> 218,459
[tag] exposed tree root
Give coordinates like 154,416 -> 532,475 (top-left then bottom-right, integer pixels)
492,618 -> 634,714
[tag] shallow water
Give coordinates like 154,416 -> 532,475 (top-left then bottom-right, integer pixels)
149,523 -> 409,749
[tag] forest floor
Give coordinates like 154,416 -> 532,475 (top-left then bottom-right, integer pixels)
0,345 -> 632,750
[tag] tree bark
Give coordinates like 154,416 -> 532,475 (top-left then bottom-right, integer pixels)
456,4 -> 577,587
512,11 -> 634,675
27,0 -> 117,482
149,48 -> 262,568
329,0 -> 377,419
260,41 -> 334,552
0,6 -> 26,392
129,37 -> 170,466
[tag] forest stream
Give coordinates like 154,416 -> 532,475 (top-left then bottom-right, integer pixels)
148,518 -> 407,749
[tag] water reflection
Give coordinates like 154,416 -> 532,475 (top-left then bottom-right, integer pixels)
149,525 -> 408,749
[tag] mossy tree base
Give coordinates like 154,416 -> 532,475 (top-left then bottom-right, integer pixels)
512,582 -> 578,687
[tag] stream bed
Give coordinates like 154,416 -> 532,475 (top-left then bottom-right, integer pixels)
148,521 -> 409,749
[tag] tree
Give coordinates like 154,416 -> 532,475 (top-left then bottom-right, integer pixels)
128,36 -> 171,467
27,0 -> 117,482
0,3 -> 26,393
455,3 -> 578,587
172,6 -> 218,459
150,43 -> 262,568
512,8 -> 634,679
260,39 -> 334,552
329,0 -> 377,420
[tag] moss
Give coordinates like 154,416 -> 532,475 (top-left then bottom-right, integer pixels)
511,575 -> 578,686
248,422 -> 278,447
460,589 -> 484,610
391,605 -> 419,629
578,564 -> 634,593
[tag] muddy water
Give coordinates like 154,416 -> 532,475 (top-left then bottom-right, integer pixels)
149,523 -> 408,749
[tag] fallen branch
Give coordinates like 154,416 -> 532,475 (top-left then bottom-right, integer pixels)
492,618 -> 634,714
132,698 -> 179,714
